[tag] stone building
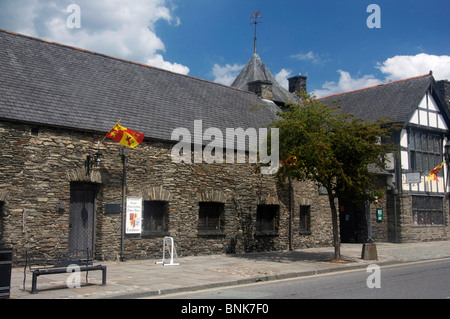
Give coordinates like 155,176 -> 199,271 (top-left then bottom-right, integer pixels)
2,29 -> 449,266
0,30 -> 333,264
320,74 -> 450,243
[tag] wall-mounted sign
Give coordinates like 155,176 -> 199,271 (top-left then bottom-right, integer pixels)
126,197 -> 142,234
376,208 -> 383,222
105,203 -> 121,214
406,172 -> 421,183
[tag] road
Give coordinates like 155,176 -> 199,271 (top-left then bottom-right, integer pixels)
151,258 -> 450,299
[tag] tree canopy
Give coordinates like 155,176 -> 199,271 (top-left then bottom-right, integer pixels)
267,91 -> 397,260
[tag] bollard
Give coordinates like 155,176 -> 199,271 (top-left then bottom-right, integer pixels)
361,243 -> 378,260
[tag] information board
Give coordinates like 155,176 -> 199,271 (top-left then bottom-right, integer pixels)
126,197 -> 142,234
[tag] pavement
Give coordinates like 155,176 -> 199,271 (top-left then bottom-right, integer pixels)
7,241 -> 450,299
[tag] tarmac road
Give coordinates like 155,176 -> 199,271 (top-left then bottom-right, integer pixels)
153,258 -> 450,299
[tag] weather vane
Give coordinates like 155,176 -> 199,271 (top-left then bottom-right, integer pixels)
251,11 -> 262,54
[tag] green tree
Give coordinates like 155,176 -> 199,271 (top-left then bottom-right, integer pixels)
268,92 -> 396,261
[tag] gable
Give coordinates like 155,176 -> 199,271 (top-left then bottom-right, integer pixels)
408,92 -> 448,130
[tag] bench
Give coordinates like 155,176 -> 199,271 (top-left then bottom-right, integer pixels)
24,249 -> 106,294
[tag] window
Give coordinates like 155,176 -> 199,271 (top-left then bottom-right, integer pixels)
143,201 -> 168,235
198,202 -> 224,234
30,127 -> 39,136
412,196 -> 445,226
256,205 -> 279,235
408,130 -> 443,173
299,205 -> 311,234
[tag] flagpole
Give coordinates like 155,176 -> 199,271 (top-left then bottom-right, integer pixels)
99,119 -> 122,144
120,146 -> 129,262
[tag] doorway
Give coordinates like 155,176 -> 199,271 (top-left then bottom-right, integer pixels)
339,199 -> 368,243
68,183 -> 96,257
339,200 -> 356,243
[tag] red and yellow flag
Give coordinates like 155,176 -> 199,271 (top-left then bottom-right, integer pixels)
106,122 -> 144,148
427,161 -> 445,182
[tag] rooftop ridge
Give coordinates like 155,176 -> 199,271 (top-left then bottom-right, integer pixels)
0,29 -> 254,96
317,73 -> 432,101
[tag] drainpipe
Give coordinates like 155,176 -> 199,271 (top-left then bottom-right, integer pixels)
394,194 -> 398,243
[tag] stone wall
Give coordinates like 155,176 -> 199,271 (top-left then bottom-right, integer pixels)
370,176 -> 389,242
0,121 -> 334,265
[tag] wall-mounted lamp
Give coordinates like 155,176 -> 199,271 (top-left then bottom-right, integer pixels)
85,149 -> 102,176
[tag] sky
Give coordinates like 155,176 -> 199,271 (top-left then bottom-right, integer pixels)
0,0 -> 449,98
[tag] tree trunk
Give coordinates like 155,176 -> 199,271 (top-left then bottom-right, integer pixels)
328,193 -> 341,261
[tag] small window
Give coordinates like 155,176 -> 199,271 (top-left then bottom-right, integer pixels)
31,127 -> 39,136
299,205 -> 311,235
198,202 -> 224,235
143,201 -> 168,236
256,205 -> 279,235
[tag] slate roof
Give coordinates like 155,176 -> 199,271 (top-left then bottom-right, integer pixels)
0,30 -> 278,145
318,74 -> 448,124
231,53 -> 296,104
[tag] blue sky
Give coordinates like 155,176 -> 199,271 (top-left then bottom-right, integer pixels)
1,0 -> 449,97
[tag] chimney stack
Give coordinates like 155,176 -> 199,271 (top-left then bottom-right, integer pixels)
248,80 -> 273,100
288,74 -> 307,94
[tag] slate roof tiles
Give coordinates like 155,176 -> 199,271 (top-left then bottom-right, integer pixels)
0,30 -> 277,143
317,74 -> 440,124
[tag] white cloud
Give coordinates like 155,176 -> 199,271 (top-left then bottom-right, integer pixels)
275,68 -> 292,91
212,63 -> 244,86
314,70 -> 382,98
291,51 -> 329,65
146,54 -> 190,75
0,0 -> 190,75
377,53 -> 450,81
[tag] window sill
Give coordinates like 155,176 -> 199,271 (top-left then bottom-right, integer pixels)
141,230 -> 170,237
411,224 -> 446,227
255,231 -> 279,236
197,230 -> 225,236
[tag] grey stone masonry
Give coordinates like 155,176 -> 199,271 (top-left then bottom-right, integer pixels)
0,121 -> 333,265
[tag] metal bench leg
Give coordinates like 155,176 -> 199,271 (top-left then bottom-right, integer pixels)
31,272 -> 38,294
